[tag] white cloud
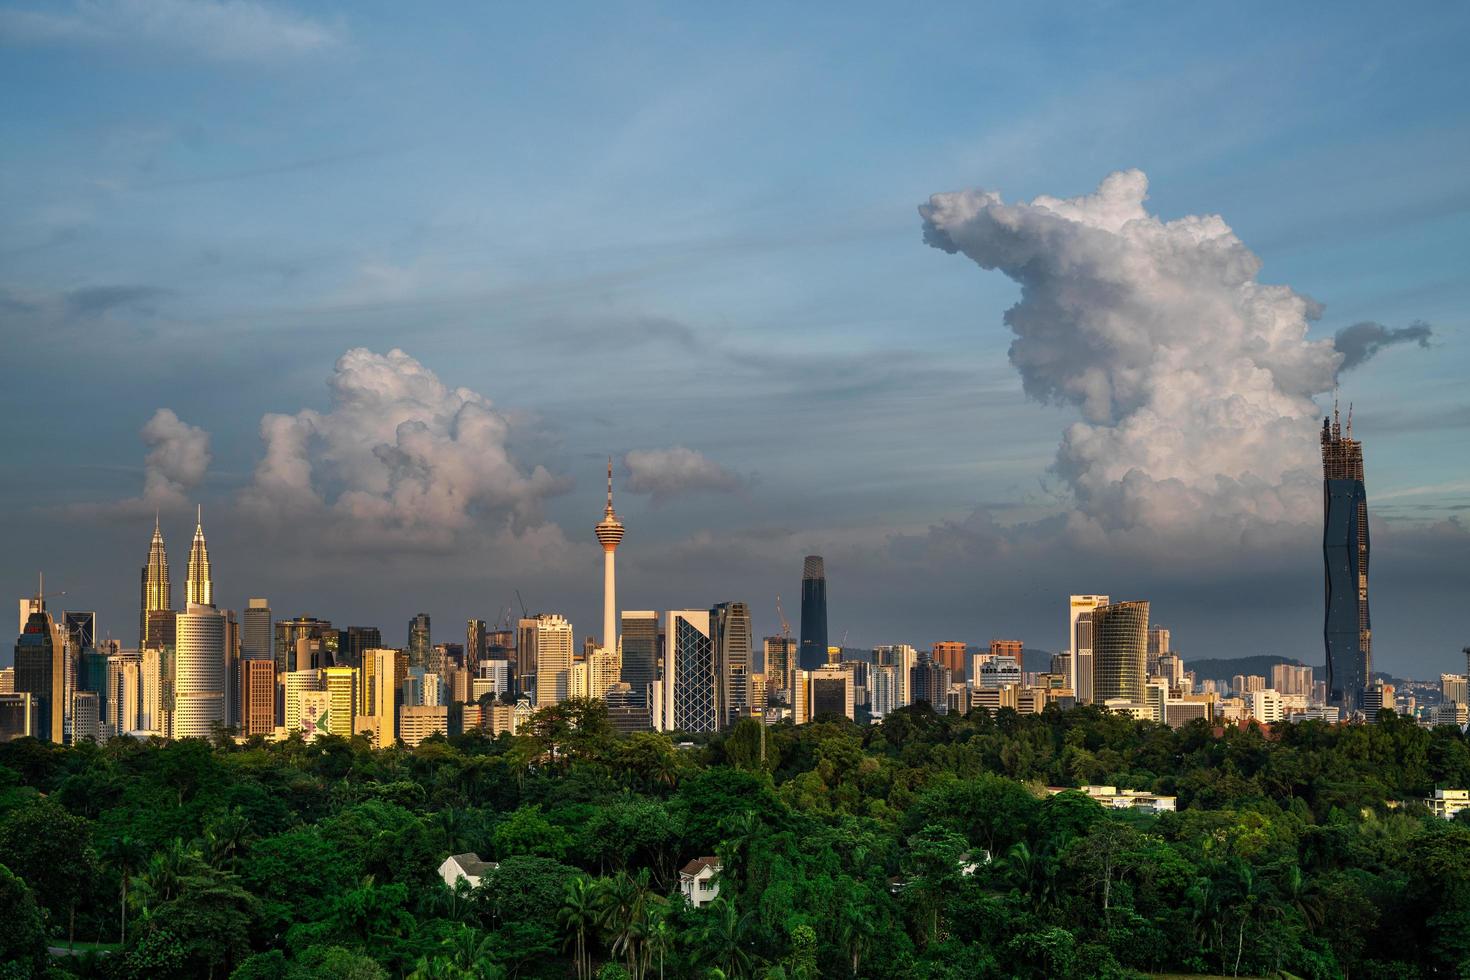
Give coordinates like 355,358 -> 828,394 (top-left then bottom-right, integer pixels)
0,0 -> 344,63
74,408 -> 211,519
238,347 -> 570,550
623,446 -> 744,503
921,169 -> 1343,541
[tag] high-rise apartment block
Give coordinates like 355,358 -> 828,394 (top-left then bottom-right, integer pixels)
527,614 -> 574,708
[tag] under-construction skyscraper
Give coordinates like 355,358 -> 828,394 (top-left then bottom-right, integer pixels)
1322,405 -> 1371,713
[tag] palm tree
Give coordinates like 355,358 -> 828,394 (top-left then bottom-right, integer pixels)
100,834 -> 147,945
203,807 -> 252,871
560,876 -> 600,980
131,838 -> 205,914
696,898 -> 757,979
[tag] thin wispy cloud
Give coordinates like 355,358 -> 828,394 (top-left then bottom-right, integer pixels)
0,0 -> 345,63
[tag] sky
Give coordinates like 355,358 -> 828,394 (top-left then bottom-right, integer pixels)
2,1 -> 1468,676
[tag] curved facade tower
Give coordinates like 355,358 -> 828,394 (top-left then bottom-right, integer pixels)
1322,407 -> 1371,712
139,515 -> 171,649
798,555 -> 828,670
594,459 -> 624,653
1091,600 -> 1149,704
174,603 -> 226,738
186,505 -> 213,607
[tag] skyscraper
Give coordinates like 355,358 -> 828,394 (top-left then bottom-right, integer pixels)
1092,600 -> 1149,705
186,506 -> 213,607
242,599 -> 272,662
139,515 -> 171,650
529,614 -> 574,708
798,556 -> 828,671
595,459 -> 625,654
1322,406 -> 1371,712
408,613 -> 431,669
372,648 -> 400,748
763,635 -> 797,705
341,626 -> 382,669
620,611 -> 659,702
63,611 -> 96,652
239,658 -> 275,736
1068,595 -> 1109,703
14,585 -> 65,743
174,603 -> 226,738
274,616 -> 332,677
664,609 -> 719,733
466,619 -> 486,672
932,641 -> 968,682
711,601 -> 752,726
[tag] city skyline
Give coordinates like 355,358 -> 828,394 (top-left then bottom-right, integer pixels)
2,2 -> 1468,675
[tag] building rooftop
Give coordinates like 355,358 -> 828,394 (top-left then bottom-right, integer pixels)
679,856 -> 720,877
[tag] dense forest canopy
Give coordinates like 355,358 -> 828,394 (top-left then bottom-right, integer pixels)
2,701 -> 1470,979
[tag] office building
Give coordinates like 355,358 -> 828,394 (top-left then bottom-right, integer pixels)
274,616 -> 332,676
1092,601 -> 1148,704
1069,595 -> 1109,704
408,613 -> 431,669
1361,680 -> 1394,716
341,626 -> 382,669
664,610 -> 719,733
284,669 -> 324,732
63,611 -> 97,654
466,619 -> 486,671
594,459 -> 625,655
990,639 -> 1023,662
621,611 -> 659,702
185,506 -> 213,607
242,599 -> 272,662
71,690 -> 100,742
140,646 -> 166,735
932,641 -> 968,682
0,693 -> 33,741
798,556 -> 828,671
1441,674 -> 1468,708
372,649 -> 399,748
1272,664 -> 1314,698
711,601 -> 752,725
174,604 -> 226,738
1246,689 -> 1285,723
17,597 -> 41,636
107,653 -> 142,735
15,591 -> 65,743
809,663 -> 855,720
322,666 -> 357,738
978,656 -> 1022,690
240,658 -> 275,736
1321,406 -> 1372,712
139,516 -> 172,650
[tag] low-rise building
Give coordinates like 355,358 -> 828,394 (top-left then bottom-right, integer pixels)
679,856 -> 721,908
1048,784 -> 1177,814
1424,789 -> 1470,820
438,852 -> 497,889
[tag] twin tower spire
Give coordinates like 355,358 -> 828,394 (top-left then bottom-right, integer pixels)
140,507 -> 212,647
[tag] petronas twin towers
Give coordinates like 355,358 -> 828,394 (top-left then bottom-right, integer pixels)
138,506 -> 214,646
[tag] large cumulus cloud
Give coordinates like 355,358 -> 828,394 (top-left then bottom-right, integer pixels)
239,347 -> 570,549
921,169 -> 1355,540
623,447 -> 744,504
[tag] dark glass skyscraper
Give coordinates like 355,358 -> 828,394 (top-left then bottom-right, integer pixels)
798,555 -> 828,670
408,613 -> 431,669
1322,408 -> 1371,712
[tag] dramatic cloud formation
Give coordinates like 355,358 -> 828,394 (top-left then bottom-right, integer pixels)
921,169 -> 1346,540
0,0 -> 343,63
623,447 -> 744,503
76,408 -> 212,519
1334,320 -> 1433,372
238,347 -> 569,549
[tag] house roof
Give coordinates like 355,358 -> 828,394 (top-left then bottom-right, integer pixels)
446,852 -> 497,878
679,856 -> 720,877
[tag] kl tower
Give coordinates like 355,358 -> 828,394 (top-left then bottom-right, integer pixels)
594,458 -> 624,652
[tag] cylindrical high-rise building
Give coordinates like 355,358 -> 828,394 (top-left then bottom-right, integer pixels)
798,556 -> 828,671
174,603 -> 226,738
594,459 -> 624,653
1091,600 -> 1149,705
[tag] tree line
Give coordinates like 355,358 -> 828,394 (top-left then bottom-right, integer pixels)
2,699 -> 1470,978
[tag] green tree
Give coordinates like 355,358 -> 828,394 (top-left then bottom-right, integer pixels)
0,863 -> 47,977
0,795 -> 98,945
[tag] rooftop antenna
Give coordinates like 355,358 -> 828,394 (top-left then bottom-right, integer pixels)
1346,402 -> 1354,438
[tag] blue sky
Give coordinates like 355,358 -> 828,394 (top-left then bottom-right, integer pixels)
2,1 -> 1467,674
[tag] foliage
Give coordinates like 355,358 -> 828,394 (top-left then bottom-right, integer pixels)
0,703 -> 1467,978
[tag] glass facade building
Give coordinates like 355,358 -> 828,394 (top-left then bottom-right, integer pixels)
620,611 -> 659,703
798,555 -> 828,671
711,601 -> 753,726
1322,411 -> 1371,712
1091,600 -> 1149,704
665,610 -> 719,733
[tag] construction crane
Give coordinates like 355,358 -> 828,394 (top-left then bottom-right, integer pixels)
775,596 -> 791,640
515,590 -> 529,620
